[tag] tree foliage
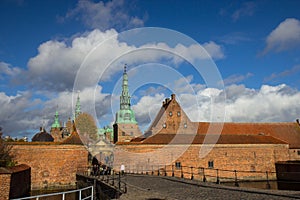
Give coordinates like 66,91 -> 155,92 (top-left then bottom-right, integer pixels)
0,129 -> 15,167
75,113 -> 99,144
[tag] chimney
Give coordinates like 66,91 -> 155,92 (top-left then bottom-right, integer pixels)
171,94 -> 175,100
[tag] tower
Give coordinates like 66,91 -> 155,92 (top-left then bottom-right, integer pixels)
75,93 -> 81,120
50,110 -> 63,142
51,111 -> 61,129
113,65 -> 141,143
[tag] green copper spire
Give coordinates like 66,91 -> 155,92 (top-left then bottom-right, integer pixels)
115,64 -> 137,124
120,64 -> 130,110
75,93 -> 81,119
51,111 -> 60,128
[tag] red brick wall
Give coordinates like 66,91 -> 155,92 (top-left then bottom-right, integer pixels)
114,143 -> 290,180
0,164 -> 30,200
115,123 -> 142,142
10,143 -> 88,190
288,149 -> 300,160
0,174 -> 10,200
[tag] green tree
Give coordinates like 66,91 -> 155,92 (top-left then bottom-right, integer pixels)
0,128 -> 15,167
75,113 -> 99,143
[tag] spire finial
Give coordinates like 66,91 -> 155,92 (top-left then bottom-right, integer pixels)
75,91 -> 81,120
124,64 -> 127,73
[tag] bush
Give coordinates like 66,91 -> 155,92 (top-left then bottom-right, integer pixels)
0,131 -> 15,167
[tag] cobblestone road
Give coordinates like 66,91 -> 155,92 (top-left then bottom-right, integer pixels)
118,174 -> 300,200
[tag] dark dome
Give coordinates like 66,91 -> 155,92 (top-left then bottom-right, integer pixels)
32,128 -> 54,142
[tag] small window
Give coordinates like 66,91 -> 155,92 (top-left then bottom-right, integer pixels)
177,111 -> 181,116
208,160 -> 214,168
297,150 -> 300,155
175,162 -> 181,169
130,132 -> 133,136
184,123 -> 187,128
169,111 -> 172,116
250,165 -> 256,172
122,131 -> 125,136
162,123 -> 167,128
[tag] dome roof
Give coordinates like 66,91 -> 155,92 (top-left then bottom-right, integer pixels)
32,128 -> 54,142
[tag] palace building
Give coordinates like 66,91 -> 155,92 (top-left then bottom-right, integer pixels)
8,64 -> 300,191
112,65 -> 300,179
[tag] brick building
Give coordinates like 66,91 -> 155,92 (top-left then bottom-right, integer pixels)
113,92 -> 300,179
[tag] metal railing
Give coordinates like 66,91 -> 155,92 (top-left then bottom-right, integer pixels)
77,167 -> 127,195
11,186 -> 93,200
124,164 -> 276,189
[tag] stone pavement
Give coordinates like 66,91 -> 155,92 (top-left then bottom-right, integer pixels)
118,174 -> 300,200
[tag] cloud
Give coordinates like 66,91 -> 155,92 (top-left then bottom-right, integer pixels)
63,0 -> 144,31
20,29 -> 224,93
25,29 -> 121,92
223,73 -> 253,85
0,91 -> 43,138
202,41 -> 225,60
263,18 -> 300,54
0,85 -> 111,139
0,61 -> 21,79
224,84 -> 300,122
133,77 -> 300,125
264,65 -> 300,82
132,93 -> 165,130
232,1 -> 256,22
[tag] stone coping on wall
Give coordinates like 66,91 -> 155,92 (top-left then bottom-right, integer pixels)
0,164 -> 30,174
6,141 -> 83,145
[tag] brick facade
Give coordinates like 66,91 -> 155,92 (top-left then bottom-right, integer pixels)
0,164 -> 30,200
0,173 -> 10,200
10,143 -> 88,190
113,123 -> 142,143
113,94 -> 300,181
114,143 -> 291,180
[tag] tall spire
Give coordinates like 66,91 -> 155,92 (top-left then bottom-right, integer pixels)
75,93 -> 81,119
51,110 -> 60,128
115,64 -> 137,124
120,64 -> 131,110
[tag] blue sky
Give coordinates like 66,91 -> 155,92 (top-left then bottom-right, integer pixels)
0,0 -> 300,139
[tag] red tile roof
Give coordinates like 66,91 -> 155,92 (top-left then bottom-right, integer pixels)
61,131 -> 83,145
195,122 -> 300,148
140,133 -> 288,145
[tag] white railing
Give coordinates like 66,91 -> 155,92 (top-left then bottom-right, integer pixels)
11,186 -> 93,200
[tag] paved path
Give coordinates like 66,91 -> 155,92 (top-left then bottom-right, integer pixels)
118,174 -> 300,200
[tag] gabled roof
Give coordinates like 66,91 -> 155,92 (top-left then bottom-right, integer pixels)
131,94 -> 300,148
61,131 -> 83,145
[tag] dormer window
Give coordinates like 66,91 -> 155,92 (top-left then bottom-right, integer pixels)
177,111 -> 181,117
163,123 -> 167,128
184,123 -> 187,128
169,111 -> 172,116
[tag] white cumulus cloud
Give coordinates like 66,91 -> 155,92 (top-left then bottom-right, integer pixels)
263,18 -> 300,54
